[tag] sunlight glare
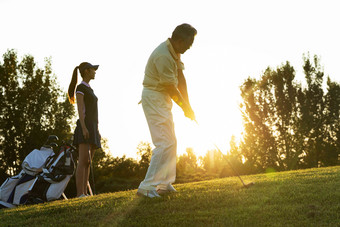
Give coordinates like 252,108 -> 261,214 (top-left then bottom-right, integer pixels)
174,104 -> 244,158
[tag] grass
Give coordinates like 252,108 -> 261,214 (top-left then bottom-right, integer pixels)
1,166 -> 340,226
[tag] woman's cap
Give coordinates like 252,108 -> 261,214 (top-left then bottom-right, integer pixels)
79,62 -> 99,74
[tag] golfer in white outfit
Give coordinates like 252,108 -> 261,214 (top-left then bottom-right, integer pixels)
137,24 -> 197,198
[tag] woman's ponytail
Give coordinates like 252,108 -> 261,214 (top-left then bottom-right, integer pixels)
68,66 -> 79,104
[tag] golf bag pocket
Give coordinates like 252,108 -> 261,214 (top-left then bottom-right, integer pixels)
22,147 -> 54,176
0,171 -> 25,202
46,175 -> 71,200
3,173 -> 36,205
27,175 -> 71,203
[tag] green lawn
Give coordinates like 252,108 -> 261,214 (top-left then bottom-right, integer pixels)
1,166 -> 340,226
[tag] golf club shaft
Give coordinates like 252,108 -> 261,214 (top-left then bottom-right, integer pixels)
194,120 -> 248,187
214,144 -> 247,187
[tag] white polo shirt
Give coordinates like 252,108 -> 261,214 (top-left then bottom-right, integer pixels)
143,39 -> 185,93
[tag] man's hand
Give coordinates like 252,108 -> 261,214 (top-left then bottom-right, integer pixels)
164,84 -> 196,121
183,105 -> 196,121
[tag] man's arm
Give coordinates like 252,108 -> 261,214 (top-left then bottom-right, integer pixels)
177,69 -> 190,105
164,83 -> 195,121
155,55 -> 195,120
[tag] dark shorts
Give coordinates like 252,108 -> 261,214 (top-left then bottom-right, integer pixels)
73,120 -> 101,149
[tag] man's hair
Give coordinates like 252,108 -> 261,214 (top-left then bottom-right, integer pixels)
171,23 -> 197,41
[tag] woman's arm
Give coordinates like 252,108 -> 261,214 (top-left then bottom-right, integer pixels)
76,93 -> 89,140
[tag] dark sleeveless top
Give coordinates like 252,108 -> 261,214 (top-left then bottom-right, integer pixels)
73,83 -> 101,148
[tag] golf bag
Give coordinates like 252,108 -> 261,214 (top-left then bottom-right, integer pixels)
26,143 -> 76,204
0,136 -> 76,208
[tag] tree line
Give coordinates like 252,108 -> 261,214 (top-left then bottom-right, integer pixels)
1,50 -> 339,196
238,54 -> 340,173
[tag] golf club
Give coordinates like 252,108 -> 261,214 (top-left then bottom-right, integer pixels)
194,121 -> 254,189
214,144 -> 255,189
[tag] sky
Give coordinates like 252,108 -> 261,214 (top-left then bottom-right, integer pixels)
1,0 -> 339,159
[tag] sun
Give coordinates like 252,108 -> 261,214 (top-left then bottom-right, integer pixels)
173,104 -> 244,158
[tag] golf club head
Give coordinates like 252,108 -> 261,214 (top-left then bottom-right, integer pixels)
244,182 -> 255,188
43,135 -> 59,149
50,143 -> 58,148
47,135 -> 59,142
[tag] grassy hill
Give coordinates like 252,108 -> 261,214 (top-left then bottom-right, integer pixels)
1,166 -> 340,226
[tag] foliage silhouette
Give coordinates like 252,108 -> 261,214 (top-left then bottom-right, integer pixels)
0,50 -> 75,175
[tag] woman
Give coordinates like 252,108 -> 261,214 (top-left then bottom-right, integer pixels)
68,62 -> 101,198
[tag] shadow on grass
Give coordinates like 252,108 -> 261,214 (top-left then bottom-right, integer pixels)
99,191 -> 180,226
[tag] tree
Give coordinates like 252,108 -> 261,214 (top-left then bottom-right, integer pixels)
239,54 -> 340,172
322,78 -> 340,165
177,148 -> 199,175
0,50 -> 75,175
290,54 -> 339,168
201,149 -> 225,174
223,135 -> 245,176
136,141 -> 152,177
239,68 -> 284,172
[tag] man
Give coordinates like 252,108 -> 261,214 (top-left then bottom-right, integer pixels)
137,23 -> 197,198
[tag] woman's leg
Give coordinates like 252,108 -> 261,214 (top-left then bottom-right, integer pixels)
76,143 -> 90,196
84,145 -> 96,195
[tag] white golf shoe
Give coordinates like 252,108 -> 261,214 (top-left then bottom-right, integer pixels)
136,188 -> 161,198
167,184 -> 177,192
156,184 -> 177,195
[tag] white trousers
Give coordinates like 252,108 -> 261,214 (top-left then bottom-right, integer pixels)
138,88 -> 177,191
